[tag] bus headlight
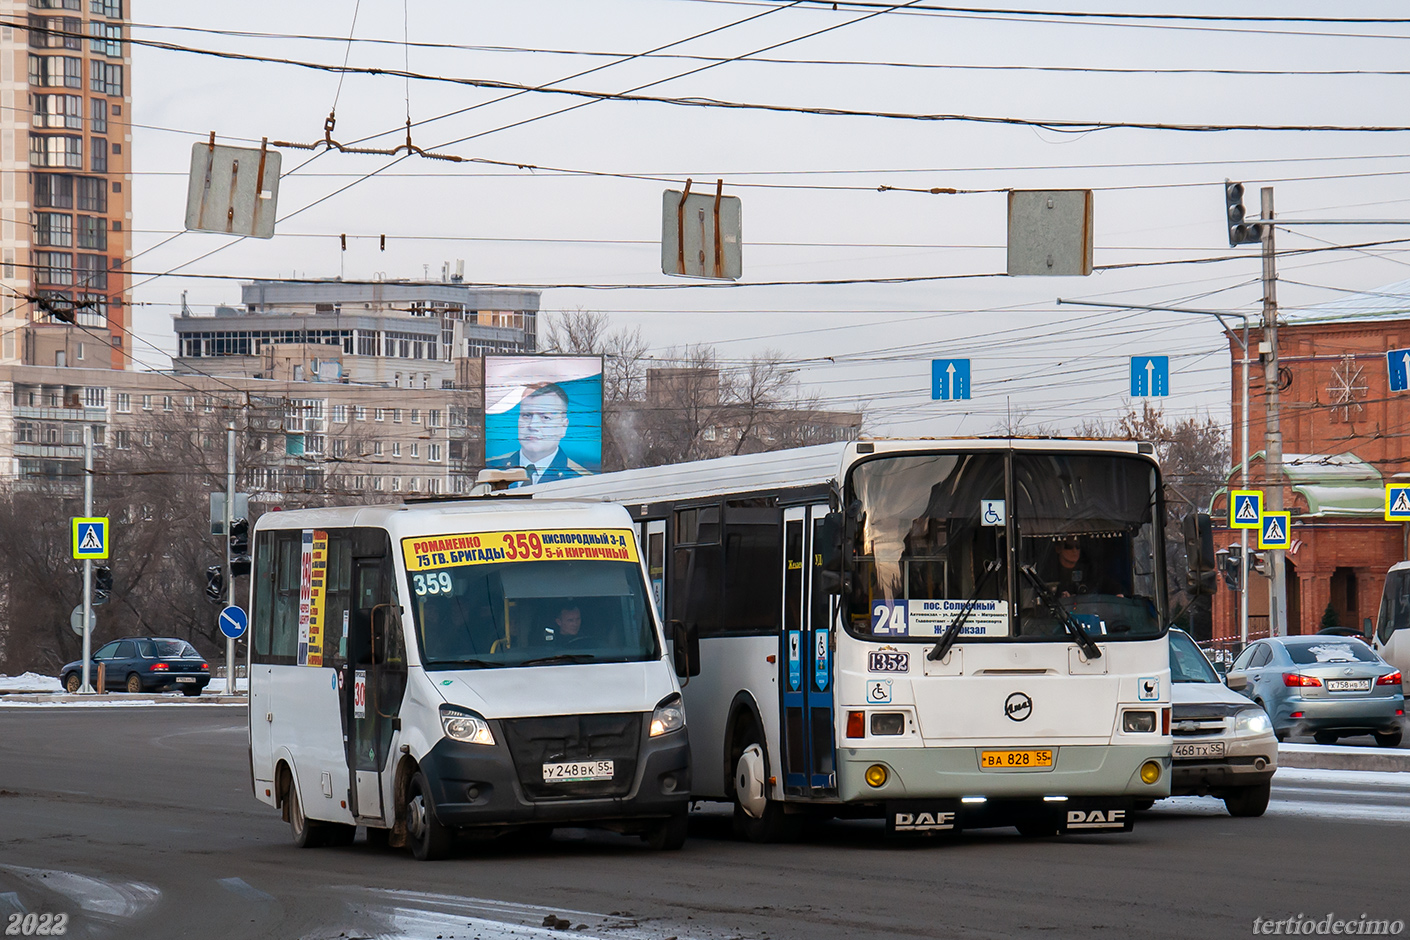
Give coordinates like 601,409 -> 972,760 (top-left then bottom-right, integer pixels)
440,706 -> 495,746
650,694 -> 685,737
1234,707 -> 1272,736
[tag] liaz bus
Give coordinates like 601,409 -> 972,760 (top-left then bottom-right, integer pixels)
246,499 -> 691,860
532,439 -> 1172,839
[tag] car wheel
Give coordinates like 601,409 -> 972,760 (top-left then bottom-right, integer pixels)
64,673 -> 80,693
405,771 -> 453,861
645,811 -> 689,851
287,778 -> 324,848
730,731 -> 799,844
125,673 -> 142,694
1375,729 -> 1404,748
1223,781 -> 1271,818
1313,731 -> 1339,745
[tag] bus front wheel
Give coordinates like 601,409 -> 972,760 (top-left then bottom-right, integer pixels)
731,740 -> 798,843
287,779 -> 323,848
405,772 -> 453,861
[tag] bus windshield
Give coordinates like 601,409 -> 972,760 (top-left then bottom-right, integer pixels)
845,450 -> 1165,642
402,529 -> 660,670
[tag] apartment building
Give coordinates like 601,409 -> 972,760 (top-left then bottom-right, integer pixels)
1,0 -> 131,368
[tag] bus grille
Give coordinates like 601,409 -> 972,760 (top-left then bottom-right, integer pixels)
500,713 -> 642,801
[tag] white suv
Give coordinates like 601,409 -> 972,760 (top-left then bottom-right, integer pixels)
1163,628 -> 1278,817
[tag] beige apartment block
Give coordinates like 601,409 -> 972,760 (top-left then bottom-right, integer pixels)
0,362 -> 486,496
0,0 -> 132,368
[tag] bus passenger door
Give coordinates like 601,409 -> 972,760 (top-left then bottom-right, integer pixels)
780,505 -> 838,797
346,554 -> 406,822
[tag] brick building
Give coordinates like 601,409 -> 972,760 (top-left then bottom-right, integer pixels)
1211,279 -> 1410,641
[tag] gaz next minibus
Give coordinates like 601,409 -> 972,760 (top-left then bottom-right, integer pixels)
533,439 -> 1173,838
247,499 -> 691,860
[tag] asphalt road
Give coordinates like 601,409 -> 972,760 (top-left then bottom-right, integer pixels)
1,706 -> 1406,940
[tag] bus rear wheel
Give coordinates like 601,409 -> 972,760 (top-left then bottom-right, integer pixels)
405,771 -> 453,861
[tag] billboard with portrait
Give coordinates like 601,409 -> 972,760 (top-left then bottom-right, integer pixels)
484,355 -> 603,486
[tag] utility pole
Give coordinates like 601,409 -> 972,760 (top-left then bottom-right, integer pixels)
225,424 -> 237,694
1260,187 -> 1289,637
80,424 -> 94,693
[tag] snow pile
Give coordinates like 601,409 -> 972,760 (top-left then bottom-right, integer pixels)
0,673 -> 63,693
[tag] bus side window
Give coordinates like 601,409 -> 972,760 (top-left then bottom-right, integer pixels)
1380,571 -> 1410,645
270,534 -> 302,662
323,533 -> 353,663
252,531 -> 275,661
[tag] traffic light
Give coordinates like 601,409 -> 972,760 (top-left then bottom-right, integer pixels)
1225,180 -> 1263,246
229,518 -> 249,556
93,565 -> 112,606
1183,512 -> 1217,596
205,565 -> 224,603
1217,545 -> 1243,592
230,555 -> 252,578
1249,550 -> 1270,577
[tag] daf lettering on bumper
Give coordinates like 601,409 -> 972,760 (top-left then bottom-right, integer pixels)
893,811 -> 956,832
1066,809 -> 1126,830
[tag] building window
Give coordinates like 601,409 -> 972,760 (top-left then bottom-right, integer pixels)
82,386 -> 104,408
140,393 -> 151,410
76,215 -> 106,250
89,97 -> 106,132
88,21 -> 121,56
374,408 -> 385,422
427,409 -> 441,428
114,391 -> 129,412
90,0 -> 122,16
331,404 -> 347,423
354,405 -> 366,422
32,0 -> 82,10
34,173 -> 74,208
410,408 -> 420,424
28,14 -> 81,49
409,478 -> 420,492
410,443 -> 419,459
75,253 -> 105,289
113,428 -> 129,449
373,441 -> 383,456
34,212 -> 72,247
89,136 -> 106,172
391,478 -> 401,492
427,478 -> 442,495
90,61 -> 122,97
392,443 -> 401,457
32,93 -> 82,129
392,408 -> 402,423
162,395 -> 173,412
429,443 -> 442,462
75,177 -> 106,212
33,251 -> 72,285
29,134 -> 82,168
332,438 -> 346,458
372,477 -> 383,491
28,54 -> 82,88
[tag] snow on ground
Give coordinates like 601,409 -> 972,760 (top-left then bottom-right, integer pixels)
0,673 -> 63,693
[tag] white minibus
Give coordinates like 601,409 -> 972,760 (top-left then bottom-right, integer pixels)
247,498 -> 691,860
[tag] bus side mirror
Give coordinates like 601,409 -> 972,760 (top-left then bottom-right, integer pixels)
1182,512 -> 1216,597
670,620 -> 700,679
817,512 -> 844,572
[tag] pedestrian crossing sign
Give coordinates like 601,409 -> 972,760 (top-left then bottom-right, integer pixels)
1388,486 -> 1410,522
1258,511 -> 1291,550
72,517 -> 109,560
1230,490 -> 1262,529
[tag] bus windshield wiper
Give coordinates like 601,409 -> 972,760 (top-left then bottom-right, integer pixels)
1019,564 -> 1102,660
434,658 -> 507,669
516,653 -> 597,667
928,559 -> 1003,662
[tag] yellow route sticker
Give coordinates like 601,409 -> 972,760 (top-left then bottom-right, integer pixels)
402,529 -> 639,572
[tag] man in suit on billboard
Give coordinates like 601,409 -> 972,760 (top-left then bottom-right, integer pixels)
486,382 -> 591,486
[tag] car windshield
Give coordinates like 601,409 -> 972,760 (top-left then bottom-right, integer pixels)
1169,631 -> 1220,683
1286,640 -> 1380,666
403,529 -> 659,670
844,450 -> 1165,642
137,639 -> 199,658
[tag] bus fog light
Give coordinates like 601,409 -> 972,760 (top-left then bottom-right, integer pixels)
1139,760 -> 1162,785
870,713 -> 905,736
864,764 -> 889,788
1123,711 -> 1156,733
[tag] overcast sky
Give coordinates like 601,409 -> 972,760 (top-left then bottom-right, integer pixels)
128,1 -> 1410,437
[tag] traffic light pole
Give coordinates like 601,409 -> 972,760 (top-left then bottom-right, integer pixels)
80,424 -> 94,694
225,424 -> 236,694
1260,187 -> 1289,638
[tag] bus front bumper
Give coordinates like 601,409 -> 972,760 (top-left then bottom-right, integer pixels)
837,744 -> 1171,802
418,731 -> 691,829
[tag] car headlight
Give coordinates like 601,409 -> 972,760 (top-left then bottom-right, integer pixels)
1234,707 -> 1272,736
440,706 -> 495,745
650,694 -> 685,737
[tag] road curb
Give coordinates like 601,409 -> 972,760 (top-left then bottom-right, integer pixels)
1278,743 -> 1410,773
0,692 -> 248,704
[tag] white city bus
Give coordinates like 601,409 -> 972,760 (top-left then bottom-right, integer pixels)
532,439 -> 1172,838
247,499 -> 691,860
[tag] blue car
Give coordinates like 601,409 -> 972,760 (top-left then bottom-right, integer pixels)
1226,635 -> 1405,746
60,637 -> 211,695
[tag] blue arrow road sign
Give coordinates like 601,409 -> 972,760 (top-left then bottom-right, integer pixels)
219,605 -> 248,640
1130,356 -> 1170,397
1389,348 -> 1410,393
932,359 -> 971,400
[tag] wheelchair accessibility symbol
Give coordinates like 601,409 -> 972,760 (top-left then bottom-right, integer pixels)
981,499 -> 1006,527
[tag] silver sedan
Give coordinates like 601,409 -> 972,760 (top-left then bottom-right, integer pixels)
1226,636 -> 1405,746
